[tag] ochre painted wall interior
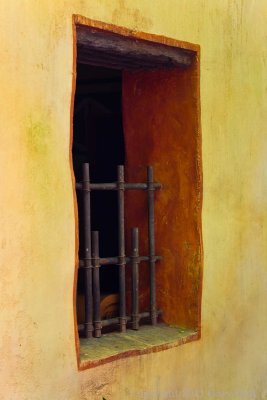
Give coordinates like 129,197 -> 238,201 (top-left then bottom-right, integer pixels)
0,1 -> 267,399
123,65 -> 201,330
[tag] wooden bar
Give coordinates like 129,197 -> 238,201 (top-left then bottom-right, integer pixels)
131,228 -> 140,330
78,311 -> 163,332
79,255 -> 162,268
117,165 -> 127,332
76,182 -> 161,191
82,163 -> 94,338
147,166 -> 157,325
92,231 -> 102,338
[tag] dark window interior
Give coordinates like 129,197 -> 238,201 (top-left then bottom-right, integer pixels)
73,64 -> 125,296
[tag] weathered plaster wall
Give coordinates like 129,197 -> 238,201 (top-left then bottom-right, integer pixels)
0,1 -> 266,399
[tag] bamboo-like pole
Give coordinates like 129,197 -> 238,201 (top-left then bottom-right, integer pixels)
82,163 -> 93,338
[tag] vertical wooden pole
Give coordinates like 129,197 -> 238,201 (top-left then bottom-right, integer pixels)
147,166 -> 157,325
131,227 -> 140,330
92,231 -> 101,338
82,163 -> 93,338
117,165 -> 127,332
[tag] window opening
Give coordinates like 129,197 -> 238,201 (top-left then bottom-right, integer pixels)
73,21 -> 202,366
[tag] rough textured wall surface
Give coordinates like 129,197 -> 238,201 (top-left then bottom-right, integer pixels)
0,1 -> 266,399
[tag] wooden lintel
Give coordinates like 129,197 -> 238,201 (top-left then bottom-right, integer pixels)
76,25 -> 195,69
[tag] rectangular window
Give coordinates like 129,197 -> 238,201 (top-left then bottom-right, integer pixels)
72,16 -> 203,369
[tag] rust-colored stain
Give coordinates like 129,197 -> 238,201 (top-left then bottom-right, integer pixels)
123,63 -> 202,329
71,15 -> 202,370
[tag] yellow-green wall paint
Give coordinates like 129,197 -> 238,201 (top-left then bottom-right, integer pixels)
0,1 -> 267,399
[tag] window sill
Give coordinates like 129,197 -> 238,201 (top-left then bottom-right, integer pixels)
79,324 -> 199,370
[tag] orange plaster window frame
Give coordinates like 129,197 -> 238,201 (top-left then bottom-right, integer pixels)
71,15 -> 203,370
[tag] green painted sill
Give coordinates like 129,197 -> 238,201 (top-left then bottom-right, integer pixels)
79,324 -> 198,365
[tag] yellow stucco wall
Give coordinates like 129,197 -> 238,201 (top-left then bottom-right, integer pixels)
0,1 -> 267,399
